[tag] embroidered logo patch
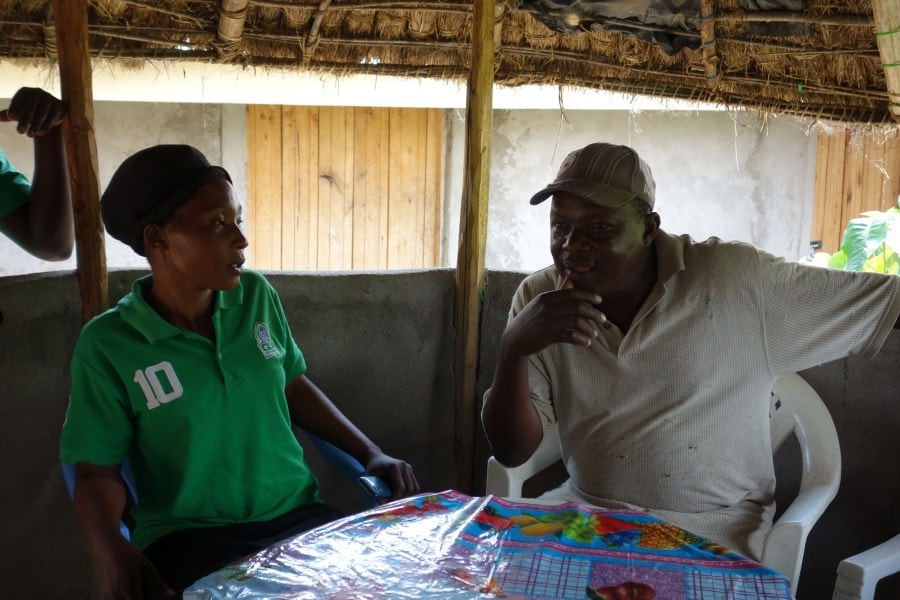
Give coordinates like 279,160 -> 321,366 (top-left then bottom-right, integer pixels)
254,322 -> 280,358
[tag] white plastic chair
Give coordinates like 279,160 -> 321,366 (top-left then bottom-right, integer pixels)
485,372 -> 841,597
832,534 -> 900,600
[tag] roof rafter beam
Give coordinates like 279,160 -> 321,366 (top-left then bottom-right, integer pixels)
872,0 -> 900,121
717,10 -> 871,27
250,0 -> 471,13
217,0 -> 249,60
302,0 -> 332,58
699,0 -> 720,87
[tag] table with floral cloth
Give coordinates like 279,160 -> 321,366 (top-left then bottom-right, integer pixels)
184,490 -> 791,600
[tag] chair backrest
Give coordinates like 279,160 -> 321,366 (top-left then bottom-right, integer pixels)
485,372 -> 841,597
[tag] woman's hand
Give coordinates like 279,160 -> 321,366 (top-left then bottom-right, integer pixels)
363,452 -> 420,501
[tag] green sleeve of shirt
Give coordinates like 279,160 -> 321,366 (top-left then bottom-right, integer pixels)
0,148 -> 31,219
60,337 -> 134,466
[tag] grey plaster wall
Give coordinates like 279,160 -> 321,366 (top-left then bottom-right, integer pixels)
0,268 -> 457,598
475,270 -> 900,600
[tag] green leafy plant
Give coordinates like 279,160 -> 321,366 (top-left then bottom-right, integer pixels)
813,198 -> 900,274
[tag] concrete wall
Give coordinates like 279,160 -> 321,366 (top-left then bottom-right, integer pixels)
1,268 -> 897,598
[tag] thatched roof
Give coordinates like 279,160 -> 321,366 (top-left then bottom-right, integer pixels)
0,0 -> 896,123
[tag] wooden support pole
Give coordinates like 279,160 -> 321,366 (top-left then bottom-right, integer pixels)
51,0 -> 108,322
453,0 -> 498,493
872,0 -> 900,122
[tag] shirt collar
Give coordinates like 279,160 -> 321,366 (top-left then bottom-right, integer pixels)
118,274 -> 244,344
654,229 -> 685,284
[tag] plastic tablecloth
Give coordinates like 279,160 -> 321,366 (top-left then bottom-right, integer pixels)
184,490 -> 791,599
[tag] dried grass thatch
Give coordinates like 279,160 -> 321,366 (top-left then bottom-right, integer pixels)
0,0 -> 894,123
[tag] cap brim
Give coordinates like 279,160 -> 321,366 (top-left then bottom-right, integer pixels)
529,180 -> 636,208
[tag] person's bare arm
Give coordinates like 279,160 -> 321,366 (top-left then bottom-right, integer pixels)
73,463 -> 174,600
0,87 -> 73,260
285,375 -> 419,500
482,340 -> 545,467
483,286 -> 604,467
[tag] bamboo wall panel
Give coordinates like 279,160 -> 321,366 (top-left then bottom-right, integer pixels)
247,105 -> 442,270
811,127 -> 900,254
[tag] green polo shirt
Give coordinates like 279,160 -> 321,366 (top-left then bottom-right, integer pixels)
60,269 -> 322,550
0,148 -> 30,219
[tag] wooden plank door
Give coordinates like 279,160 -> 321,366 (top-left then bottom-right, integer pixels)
247,105 -> 443,270
811,127 -> 900,254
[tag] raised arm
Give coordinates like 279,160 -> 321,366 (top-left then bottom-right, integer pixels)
0,87 -> 73,260
482,285 -> 604,467
285,374 -> 419,500
72,462 -> 174,599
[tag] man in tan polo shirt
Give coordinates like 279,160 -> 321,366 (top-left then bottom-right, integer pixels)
482,142 -> 900,560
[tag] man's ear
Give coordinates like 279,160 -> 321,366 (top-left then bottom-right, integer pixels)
143,224 -> 167,253
642,212 -> 661,245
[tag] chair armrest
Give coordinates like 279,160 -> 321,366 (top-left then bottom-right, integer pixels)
762,376 -> 841,593
832,534 -> 900,600
485,424 -> 562,498
303,430 -> 365,480
762,479 -> 839,587
302,430 -> 391,504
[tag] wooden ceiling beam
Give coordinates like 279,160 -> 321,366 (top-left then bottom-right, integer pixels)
302,0 -> 332,58
217,0 -> 249,60
699,0 -> 720,88
251,0 -> 471,12
872,0 -> 900,122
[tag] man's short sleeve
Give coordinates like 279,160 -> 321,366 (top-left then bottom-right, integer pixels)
0,148 -> 30,218
759,253 -> 900,373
